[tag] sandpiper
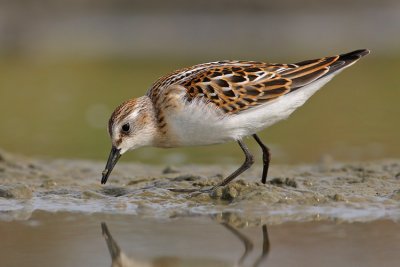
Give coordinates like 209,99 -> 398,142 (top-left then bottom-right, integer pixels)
101,49 -> 369,191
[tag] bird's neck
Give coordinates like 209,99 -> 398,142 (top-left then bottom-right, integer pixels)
139,95 -> 179,148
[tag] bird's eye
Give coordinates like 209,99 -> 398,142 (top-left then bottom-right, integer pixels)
121,123 -> 130,133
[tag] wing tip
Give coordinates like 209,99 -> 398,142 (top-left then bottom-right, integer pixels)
324,49 -> 370,75
339,49 -> 370,61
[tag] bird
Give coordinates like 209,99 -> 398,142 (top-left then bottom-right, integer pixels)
101,49 -> 370,192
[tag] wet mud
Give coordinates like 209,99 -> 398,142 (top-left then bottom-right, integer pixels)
0,149 -> 399,224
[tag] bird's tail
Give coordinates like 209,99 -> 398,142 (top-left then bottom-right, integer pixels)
285,49 -> 370,90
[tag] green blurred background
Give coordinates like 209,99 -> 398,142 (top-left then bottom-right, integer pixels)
0,0 -> 399,165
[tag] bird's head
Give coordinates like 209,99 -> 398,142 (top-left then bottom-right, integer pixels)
101,96 -> 156,184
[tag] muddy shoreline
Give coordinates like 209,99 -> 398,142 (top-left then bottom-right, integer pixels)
0,150 -> 399,224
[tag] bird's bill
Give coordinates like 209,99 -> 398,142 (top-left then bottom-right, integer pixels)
101,146 -> 121,184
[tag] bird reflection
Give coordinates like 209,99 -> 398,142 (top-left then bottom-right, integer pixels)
101,220 -> 270,267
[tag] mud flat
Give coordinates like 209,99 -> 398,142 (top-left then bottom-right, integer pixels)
0,149 -> 399,224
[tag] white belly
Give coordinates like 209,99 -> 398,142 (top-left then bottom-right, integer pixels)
166,74 -> 335,147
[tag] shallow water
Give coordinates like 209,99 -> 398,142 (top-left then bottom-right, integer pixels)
1,152 -> 400,266
1,211 -> 400,267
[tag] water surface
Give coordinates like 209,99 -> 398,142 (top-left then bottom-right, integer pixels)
1,212 -> 399,267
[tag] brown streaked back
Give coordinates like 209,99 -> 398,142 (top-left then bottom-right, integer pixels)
146,49 -> 369,114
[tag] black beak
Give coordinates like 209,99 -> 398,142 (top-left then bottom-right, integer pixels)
101,146 -> 121,184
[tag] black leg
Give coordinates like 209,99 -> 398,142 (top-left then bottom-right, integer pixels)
212,140 -> 254,189
252,134 -> 270,184
169,140 -> 254,193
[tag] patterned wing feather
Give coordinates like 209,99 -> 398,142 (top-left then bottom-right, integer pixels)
147,49 -> 369,114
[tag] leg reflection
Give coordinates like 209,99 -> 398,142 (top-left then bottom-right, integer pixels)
253,225 -> 270,267
220,221 -> 270,267
221,223 -> 254,265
